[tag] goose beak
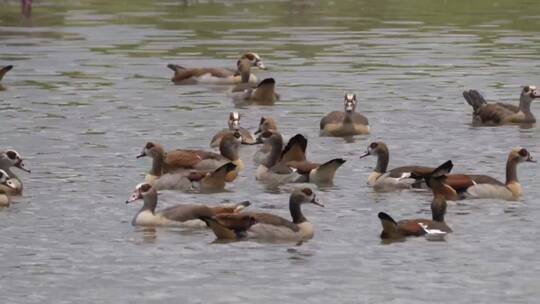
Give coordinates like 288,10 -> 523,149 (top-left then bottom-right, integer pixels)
359,151 -> 370,159
126,191 -> 142,204
527,154 -> 536,163
256,61 -> 266,70
311,196 -> 325,207
5,179 -> 17,189
136,152 -> 146,159
16,160 -> 31,173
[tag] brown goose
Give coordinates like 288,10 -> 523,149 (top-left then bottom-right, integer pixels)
463,86 -> 539,125
444,148 -> 535,201
231,78 -> 279,106
0,149 -> 31,196
359,142 -> 441,192
320,93 -> 370,136
200,187 -> 323,241
167,52 -> 265,85
210,112 -> 255,148
126,183 -> 250,227
137,133 -> 243,183
378,160 -> 454,240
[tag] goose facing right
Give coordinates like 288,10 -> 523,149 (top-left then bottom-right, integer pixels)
200,187 -> 324,241
126,183 -> 250,227
0,149 -> 31,196
464,85 -> 539,125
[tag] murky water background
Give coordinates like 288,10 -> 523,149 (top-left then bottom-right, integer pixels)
1,0 -> 539,303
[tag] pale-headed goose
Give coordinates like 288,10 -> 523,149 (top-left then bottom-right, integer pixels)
0,149 -> 31,196
167,52 -> 265,85
444,148 -> 535,201
320,93 -> 370,137
231,78 -> 279,106
463,86 -> 539,125
0,65 -> 13,82
0,169 -> 17,207
126,183 -> 250,227
210,112 -> 255,148
378,161 -> 454,240
137,133 -> 243,183
200,187 -> 323,241
359,142 -> 443,193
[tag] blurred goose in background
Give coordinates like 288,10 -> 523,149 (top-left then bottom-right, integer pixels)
378,161 -> 454,240
359,142 -> 444,193
0,149 -> 31,196
0,169 -> 17,207
210,112 -> 255,148
444,148 -> 535,201
0,65 -> 13,82
320,93 -> 369,136
200,187 -> 323,241
137,133 -> 243,183
126,183 -> 250,227
463,86 -> 538,125
167,52 -> 265,85
231,78 -> 279,106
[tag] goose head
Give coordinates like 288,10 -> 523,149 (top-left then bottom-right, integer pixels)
520,85 -> 539,104
511,147 -> 536,163
1,150 -> 31,173
0,169 -> 16,189
291,187 -> 325,207
126,183 -> 154,204
359,141 -> 387,159
136,142 -> 164,159
228,112 -> 240,131
344,93 -> 357,113
238,52 -> 266,70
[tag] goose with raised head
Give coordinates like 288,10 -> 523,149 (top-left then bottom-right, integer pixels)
320,93 -> 370,136
200,187 -> 323,241
210,112 -> 255,148
0,149 -> 31,196
167,52 -> 265,85
126,183 -> 250,227
253,116 -> 279,164
0,169 -> 17,207
463,86 -> 539,125
137,133 -> 243,183
378,161 -> 454,240
359,142 -> 440,192
444,148 -> 535,201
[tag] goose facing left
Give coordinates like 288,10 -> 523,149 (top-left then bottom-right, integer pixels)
200,187 -> 324,241
0,149 -> 31,196
126,183 -> 250,227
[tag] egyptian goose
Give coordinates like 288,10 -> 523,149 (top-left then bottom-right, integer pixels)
137,133 -> 243,183
253,116 -> 279,164
0,169 -> 17,207
151,163 -> 238,192
126,183 -> 250,227
463,86 -> 539,125
0,149 -> 31,196
444,148 -> 535,201
200,187 -> 323,241
210,112 -> 255,148
359,142 -> 440,192
231,78 -> 279,106
167,52 -> 265,85
378,160 -> 454,240
320,93 -> 370,136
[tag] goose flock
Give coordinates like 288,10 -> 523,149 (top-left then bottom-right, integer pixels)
0,53 -> 537,243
